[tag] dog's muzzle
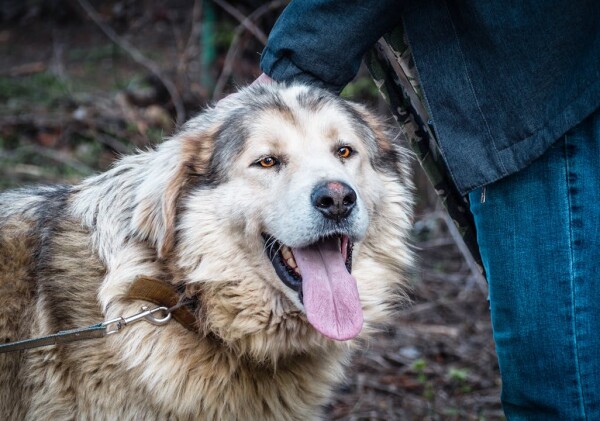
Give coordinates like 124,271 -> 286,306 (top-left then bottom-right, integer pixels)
262,176 -> 367,341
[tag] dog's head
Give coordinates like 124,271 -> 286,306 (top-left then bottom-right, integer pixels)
132,83 -> 413,358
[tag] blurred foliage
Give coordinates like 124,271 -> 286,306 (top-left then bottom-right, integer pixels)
0,0 -> 390,191
68,44 -> 123,62
341,74 -> 380,104
0,72 -> 70,110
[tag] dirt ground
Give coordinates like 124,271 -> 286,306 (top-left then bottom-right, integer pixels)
1,2 -> 503,419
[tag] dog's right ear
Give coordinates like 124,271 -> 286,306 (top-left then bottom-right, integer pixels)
131,131 -> 214,258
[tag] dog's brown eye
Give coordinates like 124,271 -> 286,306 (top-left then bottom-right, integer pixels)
337,146 -> 353,159
258,157 -> 278,168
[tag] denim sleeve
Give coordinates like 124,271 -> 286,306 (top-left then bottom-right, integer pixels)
260,0 -> 403,93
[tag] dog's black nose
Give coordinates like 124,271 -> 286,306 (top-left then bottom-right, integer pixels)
312,181 -> 357,221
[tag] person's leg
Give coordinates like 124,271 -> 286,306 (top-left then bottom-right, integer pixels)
468,109 -> 600,420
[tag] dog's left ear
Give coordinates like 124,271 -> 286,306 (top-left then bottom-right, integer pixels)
347,102 -> 407,175
131,133 -> 214,258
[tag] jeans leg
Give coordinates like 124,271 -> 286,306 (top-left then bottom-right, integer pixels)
468,109 -> 600,420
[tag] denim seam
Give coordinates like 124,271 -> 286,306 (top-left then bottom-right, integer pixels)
443,1 -> 508,176
564,133 -> 588,420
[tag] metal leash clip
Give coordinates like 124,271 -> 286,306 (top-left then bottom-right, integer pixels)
103,305 -> 172,335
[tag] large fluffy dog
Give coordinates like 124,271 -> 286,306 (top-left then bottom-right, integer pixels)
0,83 -> 412,420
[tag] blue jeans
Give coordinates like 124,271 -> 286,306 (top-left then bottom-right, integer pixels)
469,108 -> 600,420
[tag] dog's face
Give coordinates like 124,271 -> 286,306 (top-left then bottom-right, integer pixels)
221,86 -> 392,341
132,84 -> 412,356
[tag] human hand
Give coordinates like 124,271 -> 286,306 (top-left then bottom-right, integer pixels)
251,73 -> 274,86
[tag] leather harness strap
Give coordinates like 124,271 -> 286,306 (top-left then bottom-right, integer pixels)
124,276 -> 198,332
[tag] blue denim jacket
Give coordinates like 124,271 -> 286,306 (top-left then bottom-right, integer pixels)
261,0 -> 600,195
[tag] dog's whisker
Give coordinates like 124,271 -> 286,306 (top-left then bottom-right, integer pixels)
273,243 -> 284,256
268,239 -> 281,256
262,235 -> 278,255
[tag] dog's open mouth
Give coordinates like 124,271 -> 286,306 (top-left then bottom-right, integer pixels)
263,234 -> 363,341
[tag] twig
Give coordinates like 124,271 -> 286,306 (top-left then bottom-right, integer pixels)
438,210 -> 487,294
420,269 -> 467,284
415,237 -> 455,249
211,0 -> 268,45
6,62 -> 46,77
422,210 -> 487,294
94,132 -> 131,155
212,42 -> 240,101
349,373 -> 367,415
363,379 -> 403,397
212,0 -> 286,100
19,144 -> 95,175
397,301 -> 440,317
76,0 -> 185,127
10,164 -> 45,178
177,0 -> 204,76
403,322 -> 460,338
0,114 -> 62,127
50,28 -> 68,83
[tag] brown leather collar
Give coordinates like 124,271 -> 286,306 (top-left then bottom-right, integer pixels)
125,276 -> 198,332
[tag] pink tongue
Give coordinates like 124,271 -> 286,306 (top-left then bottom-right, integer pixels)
293,238 -> 363,341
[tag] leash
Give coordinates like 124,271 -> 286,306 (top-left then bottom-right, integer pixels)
0,276 -> 197,354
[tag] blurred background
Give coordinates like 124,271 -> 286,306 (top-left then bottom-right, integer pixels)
0,1 -> 502,419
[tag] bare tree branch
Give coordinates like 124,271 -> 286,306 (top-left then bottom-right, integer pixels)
178,0 -> 204,76
212,0 -> 286,100
212,0 -> 268,45
76,0 -> 186,127
6,144 -> 95,175
435,210 -> 487,293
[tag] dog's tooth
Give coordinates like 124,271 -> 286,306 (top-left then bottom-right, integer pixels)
282,247 -> 291,259
286,257 -> 296,268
